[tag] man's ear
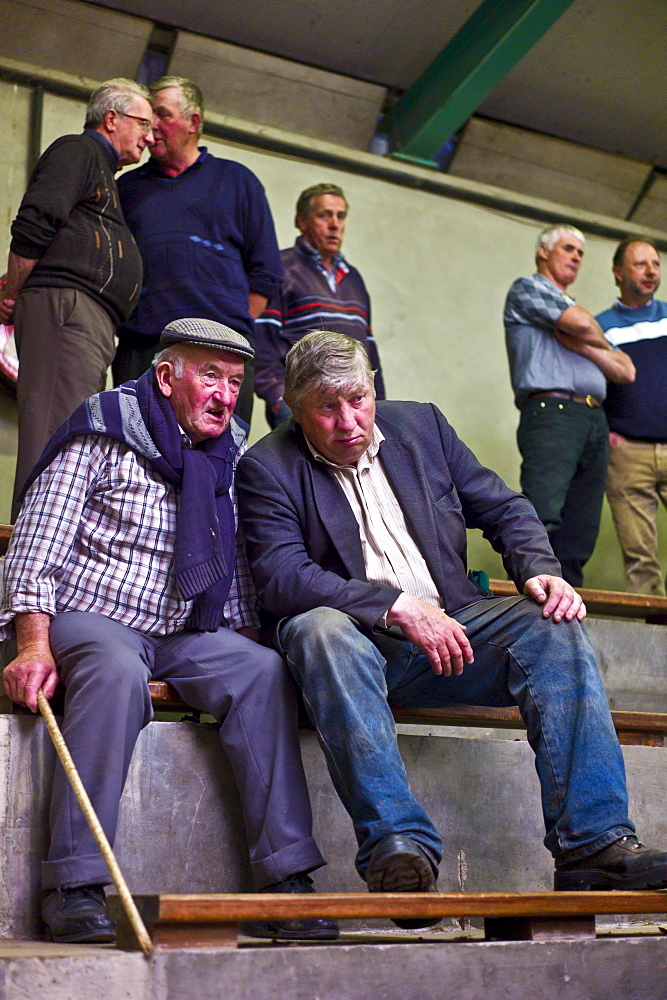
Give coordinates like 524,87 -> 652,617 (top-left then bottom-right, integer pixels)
295,214 -> 308,236
284,396 -> 298,421
155,361 -> 174,398
103,108 -> 119,134
189,112 -> 202,135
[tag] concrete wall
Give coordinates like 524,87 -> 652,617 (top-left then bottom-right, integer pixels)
3,712 -> 667,939
0,51 -> 666,588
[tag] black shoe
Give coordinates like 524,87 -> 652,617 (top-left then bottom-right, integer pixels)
242,872 -> 340,941
554,835 -> 667,891
366,834 -> 440,929
42,885 -> 116,943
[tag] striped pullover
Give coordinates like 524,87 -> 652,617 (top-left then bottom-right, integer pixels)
254,237 -> 385,407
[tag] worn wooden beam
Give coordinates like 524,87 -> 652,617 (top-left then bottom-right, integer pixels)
109,890 -> 667,950
0,523 -> 12,557
145,683 -> 667,746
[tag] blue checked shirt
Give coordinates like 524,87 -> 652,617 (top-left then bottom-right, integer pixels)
0,435 -> 258,638
504,272 -> 607,408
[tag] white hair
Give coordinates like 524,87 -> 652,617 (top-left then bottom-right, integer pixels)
535,224 -> 585,263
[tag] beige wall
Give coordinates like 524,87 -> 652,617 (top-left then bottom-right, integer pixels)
0,79 -> 665,590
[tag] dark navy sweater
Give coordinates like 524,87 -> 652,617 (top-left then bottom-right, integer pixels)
116,149 -> 282,347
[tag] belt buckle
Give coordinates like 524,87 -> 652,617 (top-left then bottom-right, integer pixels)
585,394 -> 594,408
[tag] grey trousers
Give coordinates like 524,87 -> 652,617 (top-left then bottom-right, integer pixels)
13,287 -> 115,521
43,612 -> 324,891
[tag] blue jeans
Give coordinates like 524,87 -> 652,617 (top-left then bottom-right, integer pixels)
277,596 -> 633,879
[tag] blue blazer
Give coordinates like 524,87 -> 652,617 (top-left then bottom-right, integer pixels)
237,400 -> 561,630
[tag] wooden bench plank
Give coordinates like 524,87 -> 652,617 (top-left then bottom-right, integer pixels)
0,523 -> 11,558
146,683 -> 667,746
109,890 -> 667,950
146,889 -> 667,920
5,682 -> 667,745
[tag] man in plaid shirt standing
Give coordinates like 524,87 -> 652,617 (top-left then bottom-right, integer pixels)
504,225 -> 635,586
0,317 -> 336,946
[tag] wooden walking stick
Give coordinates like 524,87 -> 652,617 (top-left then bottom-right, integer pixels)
37,689 -> 153,956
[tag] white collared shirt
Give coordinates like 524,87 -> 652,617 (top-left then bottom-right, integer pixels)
306,425 -> 442,609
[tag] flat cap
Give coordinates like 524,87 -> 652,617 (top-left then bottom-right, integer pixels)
159,318 -> 254,359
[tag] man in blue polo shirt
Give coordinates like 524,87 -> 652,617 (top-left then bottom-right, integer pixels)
504,225 -> 635,586
598,237 -> 667,595
113,76 -> 283,426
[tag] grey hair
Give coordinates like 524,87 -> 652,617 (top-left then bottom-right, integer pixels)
535,224 -> 585,263
295,183 -> 348,226
149,76 -> 204,136
152,346 -> 185,376
284,331 -> 375,411
84,78 -> 149,128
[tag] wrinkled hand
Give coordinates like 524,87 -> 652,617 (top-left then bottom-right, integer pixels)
524,575 -> 586,622
0,296 -> 15,324
386,593 -> 474,676
2,646 -> 59,712
609,431 -> 625,449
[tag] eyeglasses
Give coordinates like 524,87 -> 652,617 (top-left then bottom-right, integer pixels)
120,113 -> 154,135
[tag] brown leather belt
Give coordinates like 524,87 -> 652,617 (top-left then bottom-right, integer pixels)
528,391 -> 602,408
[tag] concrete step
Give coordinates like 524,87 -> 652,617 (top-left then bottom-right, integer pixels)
0,932 -> 666,1000
3,715 -> 667,940
586,617 -> 667,712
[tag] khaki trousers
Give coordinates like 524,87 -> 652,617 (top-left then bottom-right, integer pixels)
605,437 -> 667,596
12,287 -> 115,520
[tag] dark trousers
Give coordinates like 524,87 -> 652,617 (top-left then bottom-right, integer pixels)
13,287 -> 115,521
43,612 -> 323,891
113,342 -> 255,427
517,398 -> 609,586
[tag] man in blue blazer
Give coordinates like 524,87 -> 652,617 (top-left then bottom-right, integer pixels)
237,331 -> 667,920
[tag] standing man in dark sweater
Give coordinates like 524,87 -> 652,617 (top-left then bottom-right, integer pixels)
598,237 -> 667,595
254,183 -> 385,427
114,76 -> 283,426
0,78 -> 153,521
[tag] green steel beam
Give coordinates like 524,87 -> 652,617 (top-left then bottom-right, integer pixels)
385,0 -> 576,163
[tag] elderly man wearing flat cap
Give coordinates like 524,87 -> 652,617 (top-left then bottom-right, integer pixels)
0,317 -> 335,945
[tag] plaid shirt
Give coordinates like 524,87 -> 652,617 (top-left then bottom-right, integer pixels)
0,434 -> 258,638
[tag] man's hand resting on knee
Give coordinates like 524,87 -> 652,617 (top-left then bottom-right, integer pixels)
524,575 -> 586,622
2,612 -> 59,712
385,593 -> 474,676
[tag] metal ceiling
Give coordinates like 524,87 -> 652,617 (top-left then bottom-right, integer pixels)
87,0 -> 667,170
